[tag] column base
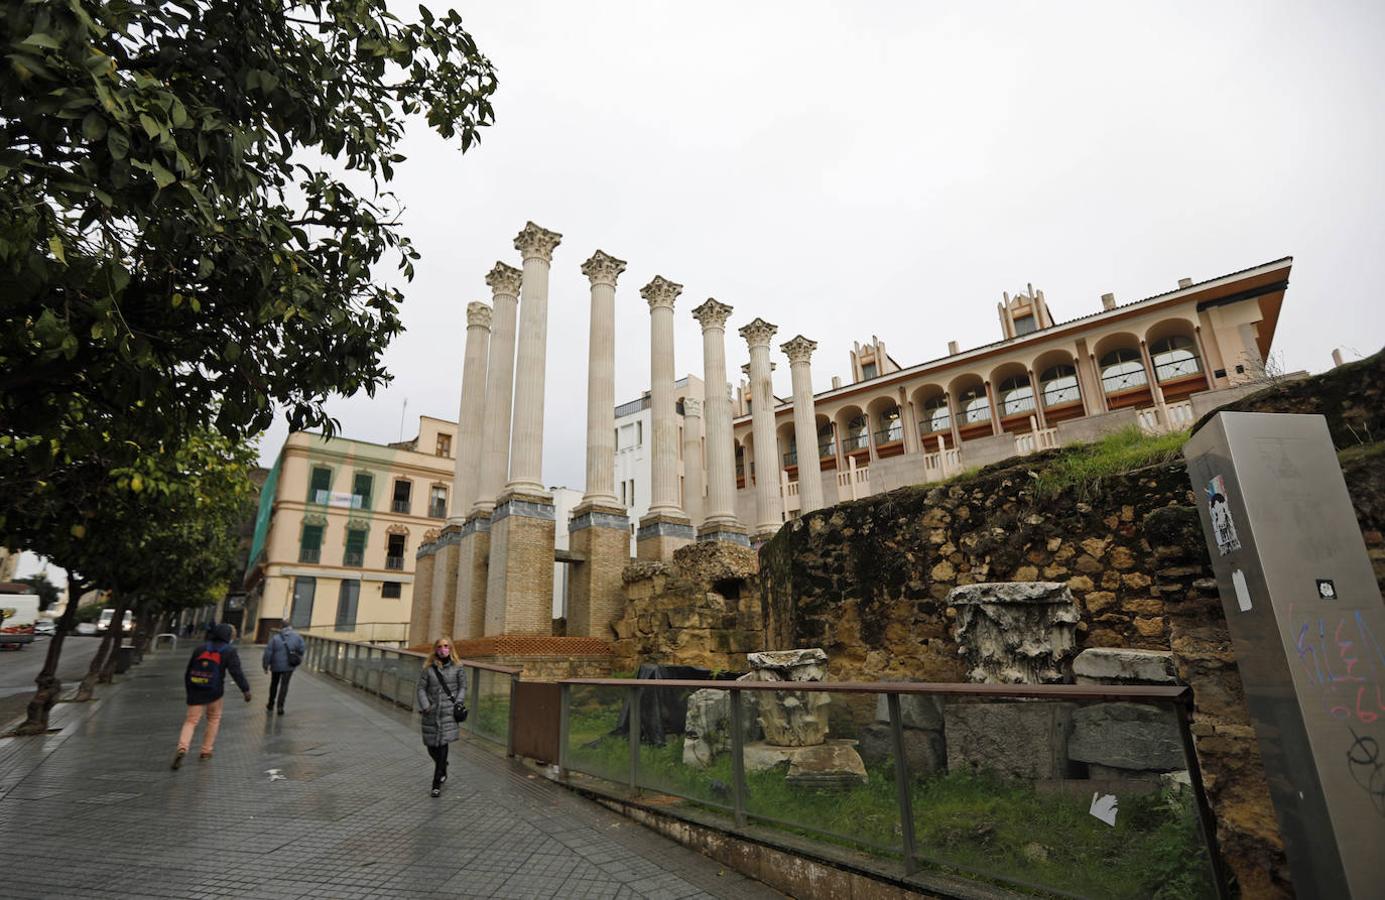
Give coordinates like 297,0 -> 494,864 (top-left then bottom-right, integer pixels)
567,502 -> 631,640
484,491 -> 556,636
636,512 -> 695,562
696,522 -> 751,546
453,512 -> 491,640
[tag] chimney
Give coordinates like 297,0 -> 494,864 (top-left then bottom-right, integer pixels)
831,375 -> 842,390
947,340 -> 960,356
1332,348 -> 1345,368
1100,292 -> 1116,310
1178,277 -> 1193,289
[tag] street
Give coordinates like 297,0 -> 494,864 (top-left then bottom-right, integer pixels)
0,636 -> 102,727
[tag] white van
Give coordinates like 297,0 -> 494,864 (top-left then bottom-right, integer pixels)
0,594 -> 39,648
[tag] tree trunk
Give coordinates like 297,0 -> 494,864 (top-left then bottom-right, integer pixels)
98,595 -> 134,684
76,593 -> 125,699
14,574 -> 86,735
134,608 -> 156,657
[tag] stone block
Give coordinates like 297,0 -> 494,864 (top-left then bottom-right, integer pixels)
856,723 -> 946,776
1068,702 -> 1184,771
1072,648 -> 1178,685
944,701 -> 1076,780
873,692 -> 944,730
785,741 -> 868,789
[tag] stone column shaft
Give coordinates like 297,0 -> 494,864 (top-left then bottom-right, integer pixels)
449,302 -> 492,522
506,222 -> 562,497
682,398 -> 705,526
741,318 -> 782,535
782,335 -> 825,514
474,263 -> 522,514
580,251 -> 626,507
692,299 -> 741,537
643,276 -> 683,517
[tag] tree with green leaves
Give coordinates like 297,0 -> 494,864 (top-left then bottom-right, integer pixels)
14,573 -> 60,611
0,0 -> 497,521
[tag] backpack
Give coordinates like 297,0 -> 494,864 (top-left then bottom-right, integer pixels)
186,643 -> 225,695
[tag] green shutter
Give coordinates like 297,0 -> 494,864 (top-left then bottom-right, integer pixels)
345,529 -> 366,554
308,466 -> 331,502
300,524 -> 323,550
352,472 -> 373,509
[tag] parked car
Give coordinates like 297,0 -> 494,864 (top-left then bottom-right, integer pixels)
75,622 -> 98,636
34,620 -> 55,636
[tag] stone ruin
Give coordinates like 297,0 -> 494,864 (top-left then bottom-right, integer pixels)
683,648 -> 866,789
949,581 -> 1080,684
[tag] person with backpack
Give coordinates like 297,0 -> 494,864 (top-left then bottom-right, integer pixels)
415,637 -> 467,798
261,622 -> 306,715
172,622 -> 251,769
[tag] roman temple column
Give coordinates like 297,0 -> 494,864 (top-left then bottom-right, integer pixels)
472,263 -> 523,515
485,221 -> 562,636
781,335 -> 825,514
636,276 -> 695,561
681,397 -> 705,527
691,299 -> 748,545
444,301 -> 492,640
740,317 -> 782,538
567,250 -> 633,638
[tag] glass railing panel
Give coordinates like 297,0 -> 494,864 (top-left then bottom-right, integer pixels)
631,686 -> 736,814
468,668 -> 511,745
908,696 -> 1216,899
738,689 -> 903,856
564,684 -> 630,784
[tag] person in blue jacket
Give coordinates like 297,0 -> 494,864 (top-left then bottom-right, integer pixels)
172,623 -> 250,769
262,623 -> 306,715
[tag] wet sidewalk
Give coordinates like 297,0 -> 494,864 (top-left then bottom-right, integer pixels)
0,648 -> 781,899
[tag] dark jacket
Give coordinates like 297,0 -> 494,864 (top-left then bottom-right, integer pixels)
262,625 -> 306,673
416,660 -> 467,747
184,624 -> 250,705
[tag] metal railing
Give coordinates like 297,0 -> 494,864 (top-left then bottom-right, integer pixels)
841,433 -> 869,452
1155,356 -> 1203,383
554,677 -> 1226,899
428,501 -> 447,518
873,426 -> 904,445
783,449 -> 798,467
385,555 -> 405,570
301,635 -> 521,753
342,550 -> 364,567
300,622 -> 410,645
298,547 -> 321,563
391,499 -> 411,514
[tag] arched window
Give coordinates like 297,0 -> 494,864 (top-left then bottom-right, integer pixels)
875,406 -> 902,443
1040,364 -> 1081,407
816,422 -> 835,458
958,389 -> 991,424
843,414 -> 869,451
1150,335 -> 1201,382
1099,348 -> 1147,393
997,375 -> 1035,416
920,396 -> 950,435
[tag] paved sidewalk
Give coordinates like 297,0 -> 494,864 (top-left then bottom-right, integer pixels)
0,648 -> 781,899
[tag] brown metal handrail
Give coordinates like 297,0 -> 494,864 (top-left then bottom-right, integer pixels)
558,677 -> 1189,702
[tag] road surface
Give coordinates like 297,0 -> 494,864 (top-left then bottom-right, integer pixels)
0,636 -> 102,727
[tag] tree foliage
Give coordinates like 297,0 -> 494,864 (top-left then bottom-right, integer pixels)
14,573 -> 60,611
0,0 -> 497,527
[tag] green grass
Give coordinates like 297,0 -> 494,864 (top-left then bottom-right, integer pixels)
1338,439 -> 1385,466
564,697 -> 1214,899
1032,426 -> 1190,500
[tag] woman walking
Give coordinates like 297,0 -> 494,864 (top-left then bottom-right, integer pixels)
416,637 -> 467,798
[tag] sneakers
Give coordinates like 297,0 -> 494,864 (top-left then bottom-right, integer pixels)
265,703 -> 274,712
277,707 -> 285,715
199,751 -> 213,761
171,749 -> 186,770
430,787 -> 441,798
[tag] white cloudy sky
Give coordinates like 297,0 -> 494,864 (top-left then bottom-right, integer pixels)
255,0 -> 1385,488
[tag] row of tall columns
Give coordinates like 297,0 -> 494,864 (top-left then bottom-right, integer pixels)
740,318 -> 782,537
636,277 -> 696,559
782,336 -> 824,514
448,303 -> 493,523
691,300 -> 747,544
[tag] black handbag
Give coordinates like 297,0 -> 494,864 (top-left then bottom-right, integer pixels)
432,666 -> 468,723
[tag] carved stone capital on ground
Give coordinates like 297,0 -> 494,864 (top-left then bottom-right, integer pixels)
513,221 -> 562,262
739,317 -> 778,349
640,275 -> 683,311
691,298 -> 734,330
781,335 -> 818,365
485,261 -> 523,296
580,250 -> 627,287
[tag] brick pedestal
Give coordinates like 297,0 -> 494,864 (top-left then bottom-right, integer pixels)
454,635 -> 615,681
454,513 -> 491,640
696,523 -> 751,546
567,503 -> 631,639
430,525 -> 462,642
409,542 -> 438,647
484,490 -> 556,635
637,511 -> 695,562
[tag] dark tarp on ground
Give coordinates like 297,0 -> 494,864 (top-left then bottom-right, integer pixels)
611,664 -> 742,745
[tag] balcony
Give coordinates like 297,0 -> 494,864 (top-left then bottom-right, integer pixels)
342,551 -> 364,567
841,433 -> 869,452
873,427 -> 903,445
818,441 -> 835,459
385,555 -> 405,570
298,547 -> 321,564
1155,356 -> 1203,383
428,501 -> 447,519
391,499 -> 411,514
783,449 -> 798,467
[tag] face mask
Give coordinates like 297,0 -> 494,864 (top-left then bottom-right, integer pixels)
436,648 -> 450,659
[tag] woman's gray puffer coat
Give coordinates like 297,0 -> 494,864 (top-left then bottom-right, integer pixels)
416,661 -> 467,747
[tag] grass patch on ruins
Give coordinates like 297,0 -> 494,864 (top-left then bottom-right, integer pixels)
1032,426 -> 1190,500
564,701 -> 1213,899
1338,439 -> 1385,466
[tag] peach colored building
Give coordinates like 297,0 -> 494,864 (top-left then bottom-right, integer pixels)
243,416 -> 460,643
728,258 -> 1292,522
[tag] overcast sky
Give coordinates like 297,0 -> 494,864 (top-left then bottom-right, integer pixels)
252,0 -> 1385,489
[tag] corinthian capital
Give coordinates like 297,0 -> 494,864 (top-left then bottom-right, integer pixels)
580,250 -> 627,287
780,335 -> 817,365
513,221 -> 563,262
691,298 -> 733,331
738,317 -> 778,349
466,301 -> 493,329
682,397 -> 702,418
640,275 -> 683,311
485,262 -> 523,296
